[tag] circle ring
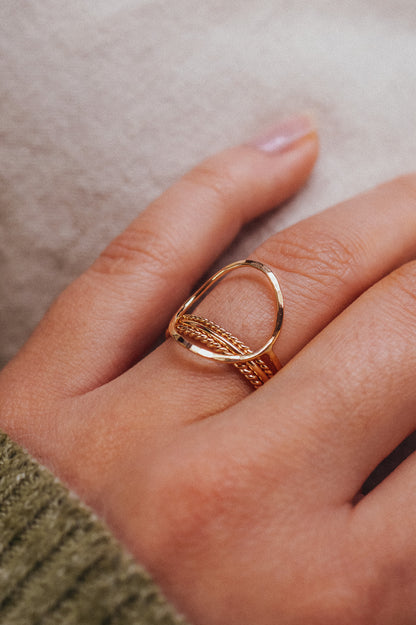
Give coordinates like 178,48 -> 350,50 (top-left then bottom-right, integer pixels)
168,259 -> 284,364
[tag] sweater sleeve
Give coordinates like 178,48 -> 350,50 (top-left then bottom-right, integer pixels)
0,431 -> 189,625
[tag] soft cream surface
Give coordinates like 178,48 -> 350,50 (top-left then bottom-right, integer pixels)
1,1 -> 416,367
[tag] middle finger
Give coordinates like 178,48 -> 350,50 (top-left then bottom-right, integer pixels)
119,174 -> 416,422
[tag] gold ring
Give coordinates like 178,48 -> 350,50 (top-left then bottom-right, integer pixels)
167,259 -> 284,389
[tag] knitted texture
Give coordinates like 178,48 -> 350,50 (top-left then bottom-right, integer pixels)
0,432 -> 188,625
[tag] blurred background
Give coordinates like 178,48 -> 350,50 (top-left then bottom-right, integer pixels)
1,0 -> 416,368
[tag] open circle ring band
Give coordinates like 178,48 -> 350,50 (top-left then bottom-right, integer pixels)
167,259 -> 284,390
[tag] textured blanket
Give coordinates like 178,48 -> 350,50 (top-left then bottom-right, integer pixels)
1,0 -> 416,367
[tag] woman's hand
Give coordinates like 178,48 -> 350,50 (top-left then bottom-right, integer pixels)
1,113 -> 416,624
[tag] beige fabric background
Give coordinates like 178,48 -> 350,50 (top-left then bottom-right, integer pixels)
1,0 -> 416,368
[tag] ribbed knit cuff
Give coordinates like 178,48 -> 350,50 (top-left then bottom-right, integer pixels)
0,431 -> 189,625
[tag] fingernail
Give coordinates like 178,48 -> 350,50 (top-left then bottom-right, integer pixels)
249,113 -> 316,154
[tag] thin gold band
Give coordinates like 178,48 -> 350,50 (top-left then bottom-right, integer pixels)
167,259 -> 284,389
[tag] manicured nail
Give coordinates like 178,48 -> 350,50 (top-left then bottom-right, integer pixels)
249,113 -> 316,154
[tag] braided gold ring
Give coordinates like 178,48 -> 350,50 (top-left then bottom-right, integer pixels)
167,259 -> 284,389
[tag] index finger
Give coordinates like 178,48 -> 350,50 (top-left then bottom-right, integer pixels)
3,114 -> 318,398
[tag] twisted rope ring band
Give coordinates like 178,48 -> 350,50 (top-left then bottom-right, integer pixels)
167,259 -> 284,389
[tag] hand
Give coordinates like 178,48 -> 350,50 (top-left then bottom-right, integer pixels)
1,113 -> 416,625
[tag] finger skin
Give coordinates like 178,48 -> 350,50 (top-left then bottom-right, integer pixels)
95,250 -> 416,625
4,173 -> 416,499
38,173 -> 416,508
1,131 -> 318,398
349,455 -> 416,624
110,408 -> 385,625
4,175 -> 416,623
223,257 -> 416,506
64,256 -> 416,624
122,173 -> 416,421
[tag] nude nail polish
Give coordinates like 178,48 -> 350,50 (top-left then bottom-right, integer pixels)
250,113 -> 316,154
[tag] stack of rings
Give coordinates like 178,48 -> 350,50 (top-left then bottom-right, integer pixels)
167,259 -> 284,389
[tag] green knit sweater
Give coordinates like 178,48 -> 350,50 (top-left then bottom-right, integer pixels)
0,431 -> 189,625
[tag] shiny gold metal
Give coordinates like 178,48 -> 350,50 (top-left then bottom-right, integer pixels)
167,259 -> 284,388
176,314 -> 277,389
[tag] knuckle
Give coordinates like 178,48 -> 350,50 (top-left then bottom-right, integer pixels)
90,223 -> 178,281
258,226 -> 360,294
89,157 -> 243,281
181,161 -> 238,209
